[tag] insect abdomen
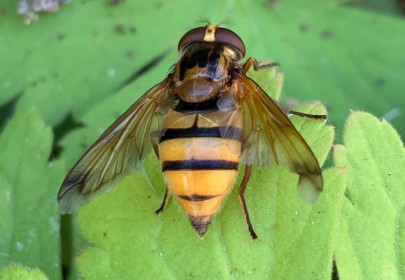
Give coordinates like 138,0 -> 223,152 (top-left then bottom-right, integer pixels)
159,111 -> 242,236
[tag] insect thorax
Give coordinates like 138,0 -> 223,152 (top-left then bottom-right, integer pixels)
173,43 -> 239,103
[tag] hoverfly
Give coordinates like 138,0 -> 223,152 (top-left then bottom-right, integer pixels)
58,24 -> 326,239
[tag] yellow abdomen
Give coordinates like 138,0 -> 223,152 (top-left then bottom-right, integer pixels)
159,110 -> 243,236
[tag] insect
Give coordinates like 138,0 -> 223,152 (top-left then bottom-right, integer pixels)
58,24 -> 326,239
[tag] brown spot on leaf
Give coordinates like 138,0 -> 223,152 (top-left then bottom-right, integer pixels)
114,24 -> 125,34
126,49 -> 135,59
321,30 -> 332,39
299,23 -> 309,33
109,0 -> 125,6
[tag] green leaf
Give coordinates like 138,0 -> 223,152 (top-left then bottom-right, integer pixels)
0,109 -> 65,279
246,64 -> 284,100
333,111 -> 405,279
0,263 -> 48,280
267,167 -> 346,278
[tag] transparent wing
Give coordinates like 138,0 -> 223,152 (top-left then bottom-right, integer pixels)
236,74 -> 324,202
58,80 -> 174,213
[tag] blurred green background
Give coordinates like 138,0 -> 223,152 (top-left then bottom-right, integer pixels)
1,0 -> 404,138
0,0 -> 404,279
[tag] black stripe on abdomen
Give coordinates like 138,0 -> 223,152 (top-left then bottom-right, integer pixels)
162,160 -> 239,171
177,194 -> 220,202
160,126 -> 242,142
174,98 -> 219,112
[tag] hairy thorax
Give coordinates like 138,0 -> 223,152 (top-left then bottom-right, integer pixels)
173,43 -> 237,103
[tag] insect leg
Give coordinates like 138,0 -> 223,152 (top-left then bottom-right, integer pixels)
151,130 -> 161,159
152,134 -> 169,215
155,187 -> 169,215
243,57 -> 327,120
272,99 -> 327,120
152,144 -> 160,159
242,57 -> 279,73
238,164 -> 258,239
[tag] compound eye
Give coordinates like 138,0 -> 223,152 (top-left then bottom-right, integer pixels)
178,27 -> 206,52
177,25 -> 246,58
215,28 -> 246,58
